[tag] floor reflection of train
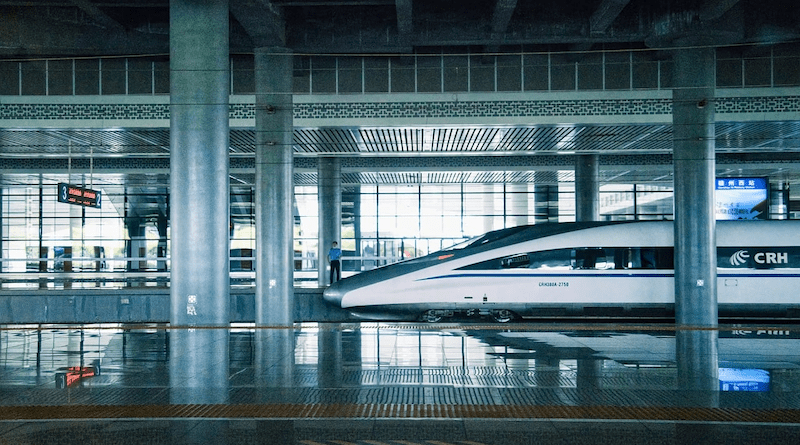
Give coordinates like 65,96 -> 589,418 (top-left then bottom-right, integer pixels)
323,220 -> 800,322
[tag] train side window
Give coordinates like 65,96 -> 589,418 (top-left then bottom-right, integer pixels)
572,247 -> 610,269
616,247 -> 673,269
655,247 -> 674,269
500,254 -> 530,269
613,248 -> 626,269
641,248 -> 656,269
527,249 -> 571,270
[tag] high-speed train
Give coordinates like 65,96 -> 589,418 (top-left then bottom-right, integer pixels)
323,220 -> 800,322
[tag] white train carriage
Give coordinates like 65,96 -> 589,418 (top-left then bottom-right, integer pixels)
323,220 -> 800,322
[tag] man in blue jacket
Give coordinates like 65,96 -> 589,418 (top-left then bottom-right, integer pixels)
327,241 -> 342,285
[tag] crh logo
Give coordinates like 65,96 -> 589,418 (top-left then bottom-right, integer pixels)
730,250 -> 749,266
729,250 -> 789,266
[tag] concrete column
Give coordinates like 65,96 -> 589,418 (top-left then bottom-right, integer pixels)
575,154 -> 600,222
255,47 -> 294,326
169,328 -> 230,443
576,358 -> 602,404
672,46 -> 717,328
169,0 -> 230,327
342,328 -> 362,377
534,356 -> 560,387
672,46 -> 718,392
255,329 -> 295,391
318,325 -> 343,388
676,329 -> 720,394
169,329 -> 230,404
318,157 -> 341,286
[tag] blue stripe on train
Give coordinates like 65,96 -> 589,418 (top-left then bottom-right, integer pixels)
418,272 -> 800,281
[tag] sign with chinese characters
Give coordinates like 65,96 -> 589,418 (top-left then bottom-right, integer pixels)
719,368 -> 770,392
715,177 -> 767,220
58,183 -> 102,208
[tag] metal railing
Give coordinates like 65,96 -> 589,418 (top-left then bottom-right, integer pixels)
0,255 -> 403,289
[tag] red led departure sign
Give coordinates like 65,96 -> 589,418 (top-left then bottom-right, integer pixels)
58,183 -> 102,208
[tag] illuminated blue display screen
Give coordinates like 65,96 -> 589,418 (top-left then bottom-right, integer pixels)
715,177 -> 768,220
719,368 -> 770,392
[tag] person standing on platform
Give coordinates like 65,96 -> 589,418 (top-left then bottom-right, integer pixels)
327,241 -> 342,285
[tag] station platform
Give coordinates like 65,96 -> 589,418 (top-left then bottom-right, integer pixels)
1,322 -> 800,444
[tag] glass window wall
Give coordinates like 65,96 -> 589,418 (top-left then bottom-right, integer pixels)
1,177 -> 792,288
3,45 -> 798,97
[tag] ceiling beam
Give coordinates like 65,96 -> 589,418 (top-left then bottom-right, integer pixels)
68,0 -> 125,32
569,0 -> 630,58
589,0 -> 631,34
490,0 -> 517,38
229,0 -> 286,47
0,11 -> 167,56
699,0 -> 741,22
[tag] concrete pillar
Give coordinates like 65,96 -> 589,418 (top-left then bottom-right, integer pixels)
169,328 -> 230,444
576,358 -> 602,404
342,328 -> 362,377
676,329 -> 720,394
534,356 -> 560,387
169,0 -> 230,327
672,46 -> 717,328
254,47 -> 294,326
672,45 -> 718,392
318,325 -> 343,388
318,157 -> 341,286
575,154 -> 600,222
255,329 -> 295,391
169,329 -> 230,404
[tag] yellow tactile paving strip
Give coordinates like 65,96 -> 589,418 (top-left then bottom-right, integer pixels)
1,404 -> 799,423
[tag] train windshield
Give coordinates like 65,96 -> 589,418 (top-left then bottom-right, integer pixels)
443,237 -> 481,251
443,226 -> 531,251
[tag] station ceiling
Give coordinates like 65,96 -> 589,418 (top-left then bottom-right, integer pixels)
1,0 -> 799,189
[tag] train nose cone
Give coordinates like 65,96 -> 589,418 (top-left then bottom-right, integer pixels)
322,282 -> 344,307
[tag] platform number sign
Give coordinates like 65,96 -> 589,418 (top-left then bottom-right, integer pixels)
58,183 -> 101,208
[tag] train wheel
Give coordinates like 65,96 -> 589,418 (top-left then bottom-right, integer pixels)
421,310 -> 443,323
491,309 -> 516,323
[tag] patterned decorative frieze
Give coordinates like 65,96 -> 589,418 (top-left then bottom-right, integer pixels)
715,96 -> 800,114
291,99 -> 673,120
1,95 -> 797,121
0,103 -> 170,120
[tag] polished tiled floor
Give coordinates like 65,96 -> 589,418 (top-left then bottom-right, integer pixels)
1,322 -> 800,444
